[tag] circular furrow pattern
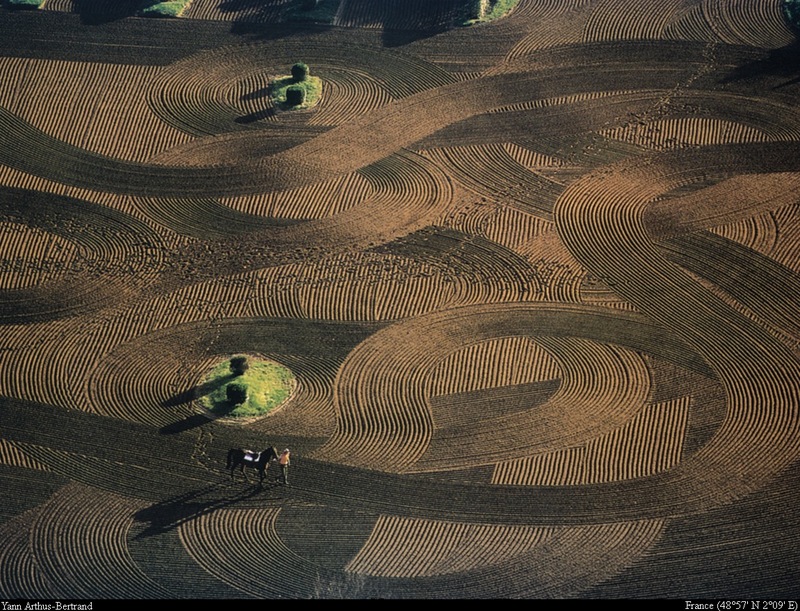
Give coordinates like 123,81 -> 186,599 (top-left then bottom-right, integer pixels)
320,302 -> 708,473
709,211 -> 778,258
415,336 -> 651,472
422,145 -> 562,218
0,57 -> 192,162
84,316 -> 374,427
148,41 -> 455,137
0,509 -> 62,599
700,0 -> 794,47
554,142 -> 800,514
307,67 -> 394,127
179,507 -> 321,598
28,483 -> 167,598
0,187 -> 166,324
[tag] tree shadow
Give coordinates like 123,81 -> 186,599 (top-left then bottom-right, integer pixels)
721,39 -> 800,89
162,373 -> 235,408
241,85 -> 272,102
235,107 -> 277,124
133,481 -> 279,538
73,0 -> 143,24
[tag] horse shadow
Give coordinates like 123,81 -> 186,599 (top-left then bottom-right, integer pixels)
133,481 -> 280,539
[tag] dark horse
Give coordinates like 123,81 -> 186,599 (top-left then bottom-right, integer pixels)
226,447 -> 278,484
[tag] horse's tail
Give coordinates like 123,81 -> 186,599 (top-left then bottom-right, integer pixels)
226,449 -> 234,469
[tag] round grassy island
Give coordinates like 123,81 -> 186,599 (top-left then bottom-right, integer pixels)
198,355 -> 295,420
269,62 -> 322,110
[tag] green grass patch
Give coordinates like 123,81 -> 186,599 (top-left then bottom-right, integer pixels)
139,1 -> 190,17
199,356 -> 295,419
269,75 -> 323,110
7,0 -> 44,8
785,0 -> 800,30
462,0 -> 520,25
286,0 -> 341,24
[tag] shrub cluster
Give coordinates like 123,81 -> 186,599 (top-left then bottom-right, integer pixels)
286,85 -> 306,106
226,382 -> 248,405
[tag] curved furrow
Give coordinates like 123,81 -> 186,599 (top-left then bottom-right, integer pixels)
423,145 -> 561,218
131,196 -> 293,240
661,230 -> 800,343
346,515 -> 554,577
0,187 -> 166,324
601,116 -> 773,150
28,483 -> 167,598
0,57 -> 191,162
494,397 -> 690,485
415,337 -> 650,472
319,302 -> 711,473
1,43 -> 769,198
0,508 -> 62,599
417,89 -> 800,151
582,0 -> 691,43
307,67 -> 395,127
346,519 -> 666,598
221,171 -> 374,221
428,336 -> 560,398
179,508 -> 324,598
700,0 -> 794,47
554,142 -> 800,514
148,41 -> 454,138
710,211 -> 779,258
84,316 -> 376,426
770,202 -> 800,273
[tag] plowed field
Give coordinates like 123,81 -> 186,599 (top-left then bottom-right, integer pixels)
1,0 -> 799,599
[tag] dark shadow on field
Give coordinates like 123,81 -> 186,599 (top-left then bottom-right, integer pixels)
721,39 -> 800,89
241,86 -> 272,102
162,373 -> 236,408
235,107 -> 277,124
160,374 -> 238,434
73,0 -> 141,24
133,481 -> 279,538
224,0 -> 335,39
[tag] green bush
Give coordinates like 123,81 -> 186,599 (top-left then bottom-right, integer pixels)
139,1 -> 188,17
291,62 -> 309,82
230,355 -> 249,376
286,85 -> 306,106
226,382 -> 248,405
7,0 -> 44,8
785,0 -> 800,30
